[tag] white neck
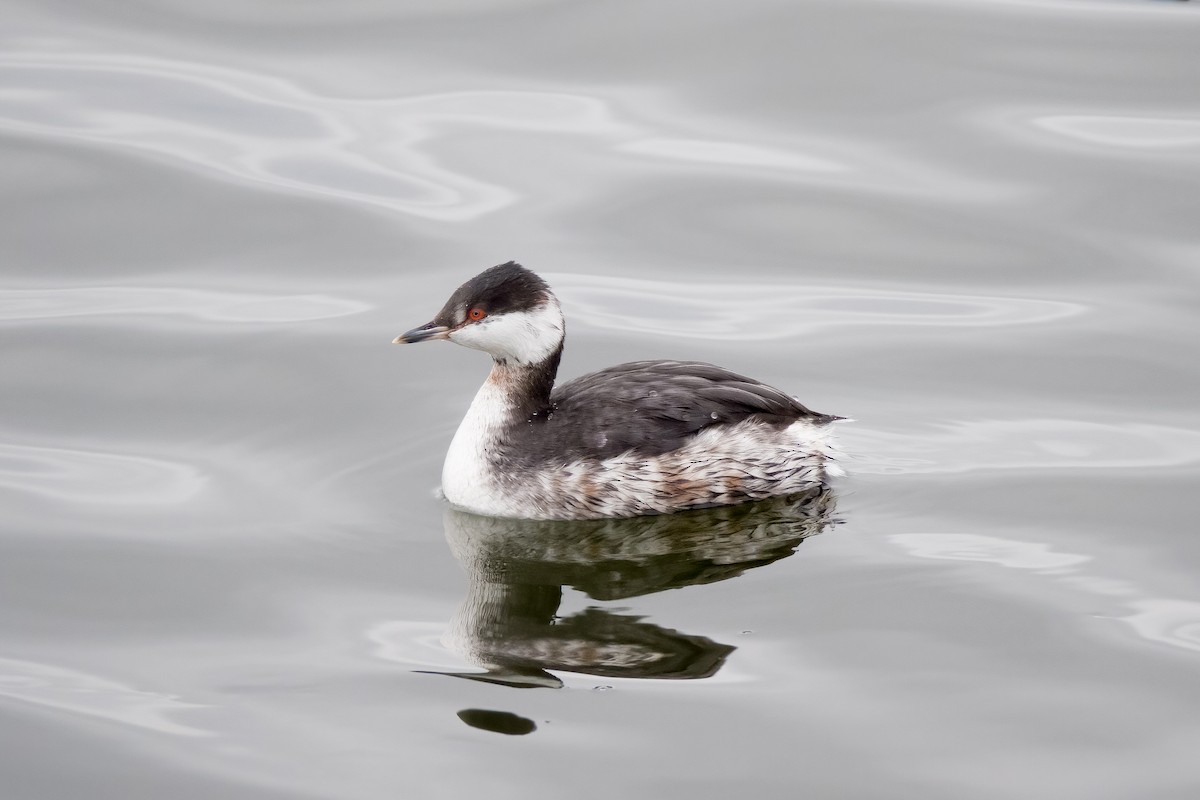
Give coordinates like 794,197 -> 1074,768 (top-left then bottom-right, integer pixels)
440,370 -> 519,516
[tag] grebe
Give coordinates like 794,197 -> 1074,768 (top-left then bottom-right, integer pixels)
393,261 -> 841,520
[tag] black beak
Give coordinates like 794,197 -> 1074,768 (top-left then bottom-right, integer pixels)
392,321 -> 451,344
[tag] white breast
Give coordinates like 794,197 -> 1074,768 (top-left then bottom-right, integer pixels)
441,375 -> 521,516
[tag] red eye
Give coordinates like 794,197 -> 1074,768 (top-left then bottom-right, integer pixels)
468,307 -> 486,321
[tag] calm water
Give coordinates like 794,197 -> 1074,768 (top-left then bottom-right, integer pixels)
3,0 -> 1200,797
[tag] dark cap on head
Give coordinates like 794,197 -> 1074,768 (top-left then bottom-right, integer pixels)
433,261 -> 553,327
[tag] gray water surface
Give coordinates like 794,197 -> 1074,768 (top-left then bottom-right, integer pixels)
3,1 -> 1200,798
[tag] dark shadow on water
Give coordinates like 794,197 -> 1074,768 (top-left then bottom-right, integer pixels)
426,486 -> 839,691
456,709 -> 537,736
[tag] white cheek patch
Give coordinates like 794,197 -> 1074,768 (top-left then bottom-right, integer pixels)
448,302 -> 563,364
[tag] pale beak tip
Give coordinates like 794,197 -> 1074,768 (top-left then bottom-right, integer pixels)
393,323 -> 451,344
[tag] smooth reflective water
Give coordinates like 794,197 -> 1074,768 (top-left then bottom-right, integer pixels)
3,0 -> 1200,797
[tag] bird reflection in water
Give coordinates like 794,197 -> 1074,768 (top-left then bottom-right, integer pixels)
429,485 -> 838,691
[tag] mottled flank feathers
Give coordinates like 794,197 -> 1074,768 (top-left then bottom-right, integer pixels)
499,415 -> 840,520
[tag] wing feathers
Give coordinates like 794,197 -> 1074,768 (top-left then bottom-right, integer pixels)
534,360 -> 832,460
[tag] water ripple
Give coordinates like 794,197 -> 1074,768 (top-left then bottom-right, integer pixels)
0,656 -> 209,736
0,286 -> 368,325
891,533 -> 1200,658
1032,113 -> 1200,149
619,137 -> 848,173
0,442 -> 205,505
0,44 -> 1008,222
0,48 -> 630,220
890,533 -> 1090,572
850,419 -> 1200,475
981,105 -> 1200,158
551,274 -> 1083,341
1123,600 -> 1200,654
1034,115 -> 1200,150
368,621 -> 469,671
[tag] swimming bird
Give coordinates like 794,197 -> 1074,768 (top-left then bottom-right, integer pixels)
393,261 -> 841,520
